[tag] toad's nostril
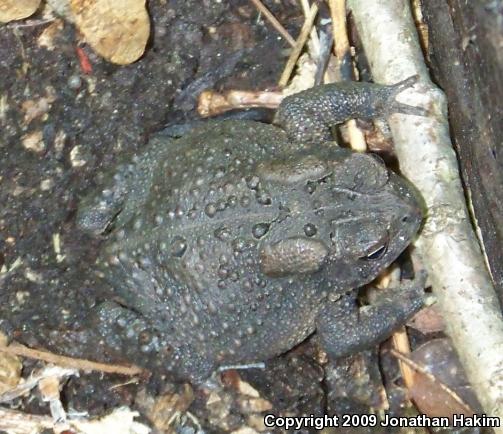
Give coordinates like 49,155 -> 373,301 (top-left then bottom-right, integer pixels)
400,205 -> 422,227
414,206 -> 423,221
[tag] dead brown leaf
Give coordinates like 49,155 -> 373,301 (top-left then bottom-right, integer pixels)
409,339 -> 481,415
0,334 -> 21,395
409,372 -> 473,418
137,384 -> 194,432
407,305 -> 445,333
220,370 -> 261,398
70,0 -> 150,65
38,376 -> 60,401
0,0 -> 41,23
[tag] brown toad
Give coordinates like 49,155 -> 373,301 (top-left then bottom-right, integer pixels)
76,77 -> 426,380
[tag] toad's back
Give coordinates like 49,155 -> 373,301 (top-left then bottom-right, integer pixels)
91,120 -> 336,376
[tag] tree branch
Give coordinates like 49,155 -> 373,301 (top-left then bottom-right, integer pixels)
347,0 -> 503,426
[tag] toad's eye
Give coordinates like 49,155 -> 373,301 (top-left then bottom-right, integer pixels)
361,243 -> 388,260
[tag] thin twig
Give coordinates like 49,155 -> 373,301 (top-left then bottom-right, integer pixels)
391,329 -> 416,388
0,408 -> 54,434
300,0 -> 320,54
328,0 -> 350,59
279,2 -> 319,87
6,18 -> 56,29
0,342 -> 145,376
327,0 -> 367,151
348,0 -> 503,424
248,0 -> 296,47
376,266 -> 417,389
198,89 -> 284,117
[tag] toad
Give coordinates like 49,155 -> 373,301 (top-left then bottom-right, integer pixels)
76,76 -> 426,381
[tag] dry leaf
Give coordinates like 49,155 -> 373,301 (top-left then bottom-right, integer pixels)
0,406 -> 150,434
0,0 -> 41,23
149,384 -> 194,431
38,376 -> 60,401
409,338 -> 481,417
0,334 -> 21,395
410,372 -> 472,418
70,0 -> 150,65
220,369 -> 260,397
0,365 -> 77,404
70,407 -> 151,434
407,305 -> 445,333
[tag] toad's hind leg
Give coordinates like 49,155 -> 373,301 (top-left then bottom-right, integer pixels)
275,75 -> 428,143
76,135 -> 175,236
44,301 -> 216,382
316,274 -> 425,358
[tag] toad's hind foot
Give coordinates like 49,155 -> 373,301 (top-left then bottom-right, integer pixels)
382,75 -> 429,118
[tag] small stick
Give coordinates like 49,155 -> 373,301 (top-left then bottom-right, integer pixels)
300,0 -> 320,54
391,328 -> 416,388
198,89 -> 283,117
0,408 -> 54,433
0,342 -> 145,376
248,0 -> 296,47
328,0 -> 350,60
278,2 -> 319,87
377,266 -> 417,389
327,0 -> 367,151
6,18 -> 56,29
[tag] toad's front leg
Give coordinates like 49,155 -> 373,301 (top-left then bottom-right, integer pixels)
316,272 -> 426,358
275,75 -> 428,143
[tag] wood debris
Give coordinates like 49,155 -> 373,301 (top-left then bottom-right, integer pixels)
0,341 -> 145,376
0,406 -> 151,434
0,365 -> 77,404
198,89 -> 283,117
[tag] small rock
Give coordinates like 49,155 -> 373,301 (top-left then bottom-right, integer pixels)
238,397 -> 273,414
22,131 -> 45,153
40,178 -> 54,191
70,145 -> 87,167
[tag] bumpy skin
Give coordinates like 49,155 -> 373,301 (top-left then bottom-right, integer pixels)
275,75 -> 427,142
77,77 -> 425,381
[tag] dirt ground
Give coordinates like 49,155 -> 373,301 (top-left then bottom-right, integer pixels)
0,1 -> 479,433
